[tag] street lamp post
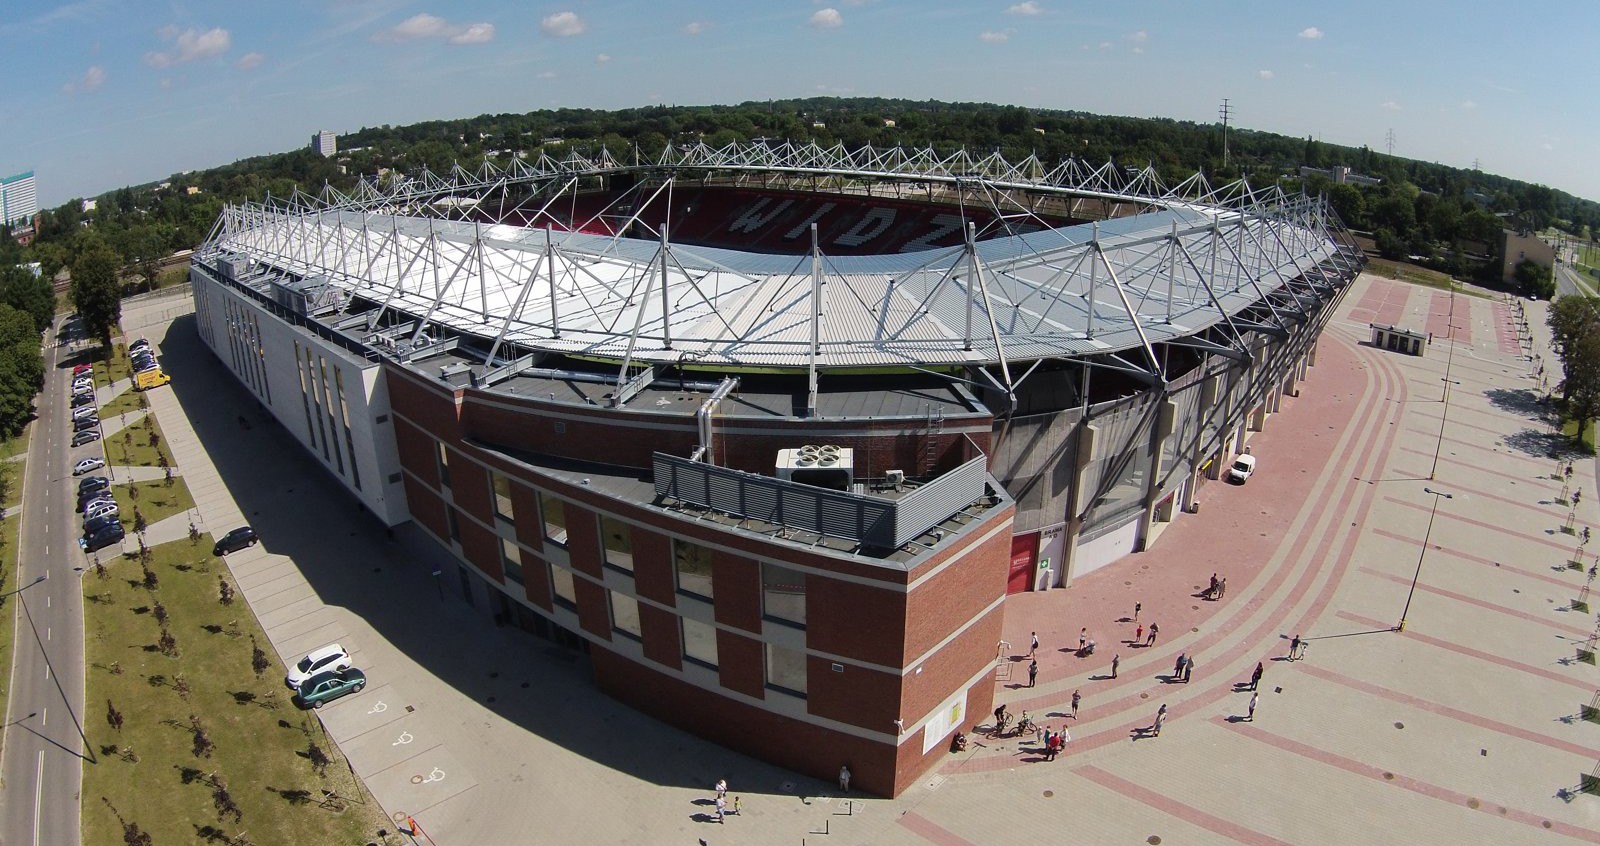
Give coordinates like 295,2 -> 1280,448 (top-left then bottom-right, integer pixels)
1430,288 -> 1460,481
1397,488 -> 1453,632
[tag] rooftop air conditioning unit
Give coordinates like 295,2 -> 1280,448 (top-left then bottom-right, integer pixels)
775,445 -> 854,491
884,469 -> 906,490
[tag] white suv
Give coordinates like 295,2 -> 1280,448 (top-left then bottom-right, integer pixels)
285,643 -> 353,689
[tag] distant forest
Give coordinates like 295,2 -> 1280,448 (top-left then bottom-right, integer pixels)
7,97 -> 1595,288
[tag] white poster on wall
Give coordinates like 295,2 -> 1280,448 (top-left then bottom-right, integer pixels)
920,689 -> 968,755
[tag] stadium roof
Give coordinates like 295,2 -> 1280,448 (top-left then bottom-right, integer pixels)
202,142 -> 1360,386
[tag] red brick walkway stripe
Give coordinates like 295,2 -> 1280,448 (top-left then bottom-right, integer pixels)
1294,662 -> 1600,759
1401,428 -> 1554,468
1216,717 -> 1600,844
1334,610 -> 1592,691
1074,765 -> 1296,846
896,811 -> 979,846
1371,527 -> 1579,590
1355,566 -> 1592,637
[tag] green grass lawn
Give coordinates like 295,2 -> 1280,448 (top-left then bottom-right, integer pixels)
82,537 -> 390,846
1561,417 -> 1598,453
99,386 -> 149,421
1365,258 -> 1494,299
0,447 -> 23,512
109,477 -> 196,535
0,428 -> 30,461
94,339 -> 136,389
0,511 -> 19,764
102,415 -> 176,469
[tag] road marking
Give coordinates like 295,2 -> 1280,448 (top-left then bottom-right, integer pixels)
45,627 -> 50,641
32,751 -> 43,846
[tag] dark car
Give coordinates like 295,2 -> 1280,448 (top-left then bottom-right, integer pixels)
73,416 -> 99,432
213,526 -> 258,556
71,392 -> 94,408
80,523 -> 125,553
71,429 -> 100,448
296,667 -> 367,709
77,475 -> 109,496
78,490 -> 114,512
82,514 -> 119,536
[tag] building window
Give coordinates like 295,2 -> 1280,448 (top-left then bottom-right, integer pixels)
765,642 -> 807,698
600,516 -> 633,573
446,507 -> 460,542
549,564 -> 576,611
501,538 -> 524,585
490,470 -> 515,523
681,618 -> 718,669
609,591 -> 641,640
540,492 -> 567,546
761,563 -> 806,628
335,369 -> 360,490
674,540 -> 714,601
436,441 -> 451,488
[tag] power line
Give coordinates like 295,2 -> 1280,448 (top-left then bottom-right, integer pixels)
1384,128 -> 1396,157
1218,99 -> 1234,167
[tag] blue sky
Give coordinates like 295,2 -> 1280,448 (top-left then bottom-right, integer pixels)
3,1 -> 1597,208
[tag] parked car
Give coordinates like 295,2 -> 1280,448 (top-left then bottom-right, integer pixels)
133,359 -> 158,373
71,429 -> 101,448
77,475 -> 109,495
83,501 -> 119,522
82,514 -> 119,536
295,668 -> 367,709
213,526 -> 259,556
129,338 -> 151,353
71,392 -> 95,408
77,489 -> 114,511
73,416 -> 99,432
72,363 -> 93,376
72,405 -> 97,421
73,457 -> 106,476
1227,453 -> 1257,484
72,381 -> 93,395
81,523 -> 126,553
285,643 -> 353,689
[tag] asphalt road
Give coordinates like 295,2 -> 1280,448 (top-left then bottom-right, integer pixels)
0,316 -> 98,846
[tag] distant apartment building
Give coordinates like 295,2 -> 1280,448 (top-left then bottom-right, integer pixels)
1299,165 -> 1382,187
313,130 -> 338,158
82,198 -> 97,213
1502,229 -> 1555,284
1,171 -> 38,230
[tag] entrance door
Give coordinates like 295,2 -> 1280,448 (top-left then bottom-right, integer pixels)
1007,532 -> 1038,594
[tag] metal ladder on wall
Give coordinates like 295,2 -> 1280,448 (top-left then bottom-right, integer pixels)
923,406 -> 945,478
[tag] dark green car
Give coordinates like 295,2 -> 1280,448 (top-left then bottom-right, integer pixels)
296,667 -> 367,709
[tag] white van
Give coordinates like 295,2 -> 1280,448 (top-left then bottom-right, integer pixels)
1228,453 -> 1257,484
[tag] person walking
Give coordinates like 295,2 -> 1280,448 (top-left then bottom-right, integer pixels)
1289,634 -> 1303,661
838,765 -> 852,793
1153,703 -> 1167,736
1146,623 -> 1159,646
1028,658 -> 1038,687
1249,661 -> 1264,691
1172,652 -> 1186,678
1208,572 -> 1219,597
1182,656 -> 1193,683
715,796 -> 727,823
1134,623 -> 1144,644
1133,601 -> 1142,622
1110,653 -> 1120,679
1079,627 -> 1089,651
1070,689 -> 1081,719
1218,577 -> 1227,598
716,778 -> 728,799
1246,691 -> 1260,722
1029,631 -> 1039,658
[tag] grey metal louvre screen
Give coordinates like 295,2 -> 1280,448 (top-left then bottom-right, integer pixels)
893,457 -> 988,546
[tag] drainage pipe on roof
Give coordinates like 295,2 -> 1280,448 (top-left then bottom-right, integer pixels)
691,376 -> 740,464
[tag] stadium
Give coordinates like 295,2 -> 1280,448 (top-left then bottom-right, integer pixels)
187,141 -> 1363,795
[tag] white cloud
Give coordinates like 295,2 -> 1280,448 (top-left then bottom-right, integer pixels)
449,23 -> 495,44
1298,26 -> 1323,39
1127,30 -> 1147,43
144,26 -> 231,67
536,70 -> 557,79
375,13 -> 495,45
1097,40 -> 1112,50
235,51 -> 265,70
810,8 -> 843,29
683,21 -> 708,35
979,30 -> 1009,43
1007,1 -> 1043,15
1381,100 -> 1401,111
1257,69 -> 1274,80
1460,99 -> 1477,110
63,64 -> 106,94
541,11 -> 586,37
595,53 -> 611,64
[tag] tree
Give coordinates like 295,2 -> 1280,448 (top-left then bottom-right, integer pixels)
1565,329 -> 1600,445
306,741 -> 332,777
250,636 -> 270,678
0,264 -> 55,332
106,699 -> 124,732
1514,258 -> 1555,300
0,304 -> 44,436
70,237 -> 123,349
218,576 -> 235,606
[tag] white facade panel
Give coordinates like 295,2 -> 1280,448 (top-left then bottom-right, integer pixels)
190,267 -> 409,525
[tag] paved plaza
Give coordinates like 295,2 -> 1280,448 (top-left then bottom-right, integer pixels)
117,272 -> 1600,844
